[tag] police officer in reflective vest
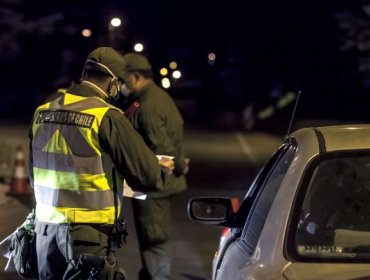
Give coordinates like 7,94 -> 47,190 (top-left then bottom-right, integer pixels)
29,47 -> 174,280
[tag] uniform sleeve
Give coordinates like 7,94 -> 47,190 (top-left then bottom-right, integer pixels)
139,107 -> 186,175
99,109 -> 170,192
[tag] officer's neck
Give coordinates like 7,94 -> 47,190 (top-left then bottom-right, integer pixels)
81,80 -> 109,99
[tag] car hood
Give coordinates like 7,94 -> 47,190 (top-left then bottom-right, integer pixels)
282,263 -> 370,280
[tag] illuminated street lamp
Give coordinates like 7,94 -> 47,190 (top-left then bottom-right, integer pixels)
208,52 -> 216,65
108,17 -> 123,47
134,43 -> 144,52
160,68 -> 168,76
169,61 -> 177,69
81,29 -> 92,38
172,70 -> 181,79
161,78 -> 171,88
110,17 -> 122,27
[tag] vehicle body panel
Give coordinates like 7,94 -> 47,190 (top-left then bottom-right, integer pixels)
317,125 -> 370,152
189,124 -> 370,280
283,263 -> 370,280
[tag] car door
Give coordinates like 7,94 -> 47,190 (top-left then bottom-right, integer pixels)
214,140 -> 296,280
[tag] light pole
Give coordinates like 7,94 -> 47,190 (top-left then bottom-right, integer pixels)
108,17 -> 122,48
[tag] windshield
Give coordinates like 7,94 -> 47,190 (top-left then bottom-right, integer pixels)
294,152 -> 370,261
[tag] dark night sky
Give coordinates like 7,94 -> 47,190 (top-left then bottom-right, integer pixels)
0,0 -> 366,122
99,0 -> 367,120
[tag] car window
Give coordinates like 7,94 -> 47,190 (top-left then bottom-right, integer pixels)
293,152 -> 370,261
241,142 -> 296,253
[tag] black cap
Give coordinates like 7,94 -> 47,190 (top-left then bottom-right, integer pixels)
86,47 -> 126,81
122,53 -> 152,73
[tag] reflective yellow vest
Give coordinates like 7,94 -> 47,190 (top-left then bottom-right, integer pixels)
31,92 -> 122,224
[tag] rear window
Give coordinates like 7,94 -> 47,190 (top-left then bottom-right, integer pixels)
293,152 -> 370,261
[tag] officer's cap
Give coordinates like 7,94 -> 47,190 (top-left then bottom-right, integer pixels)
85,47 -> 126,81
122,53 -> 152,73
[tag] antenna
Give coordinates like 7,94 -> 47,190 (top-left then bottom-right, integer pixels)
285,90 -> 301,138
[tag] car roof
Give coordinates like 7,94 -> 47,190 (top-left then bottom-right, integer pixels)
290,124 -> 370,152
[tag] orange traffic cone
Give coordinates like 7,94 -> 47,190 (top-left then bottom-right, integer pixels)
7,145 -> 31,197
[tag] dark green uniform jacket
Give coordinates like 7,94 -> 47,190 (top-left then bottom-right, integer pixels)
29,83 -> 171,195
127,80 -> 187,197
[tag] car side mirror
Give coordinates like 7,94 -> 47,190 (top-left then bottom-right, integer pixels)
187,196 -> 234,225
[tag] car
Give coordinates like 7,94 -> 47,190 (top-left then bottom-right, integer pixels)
188,124 -> 370,280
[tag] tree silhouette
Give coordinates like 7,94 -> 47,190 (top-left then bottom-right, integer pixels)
336,2 -> 370,88
0,0 -> 80,62
0,0 -> 83,119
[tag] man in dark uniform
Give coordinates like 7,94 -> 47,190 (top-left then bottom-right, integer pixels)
29,47 -> 174,280
119,53 -> 189,280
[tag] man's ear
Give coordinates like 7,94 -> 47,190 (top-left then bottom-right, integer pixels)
124,73 -> 136,89
133,72 -> 140,82
109,77 -> 119,97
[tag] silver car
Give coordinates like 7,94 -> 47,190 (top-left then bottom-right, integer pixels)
188,125 -> 370,280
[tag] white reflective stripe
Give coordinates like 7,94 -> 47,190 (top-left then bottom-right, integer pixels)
32,151 -> 105,174
34,185 -> 116,209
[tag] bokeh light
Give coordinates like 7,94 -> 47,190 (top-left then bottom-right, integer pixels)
208,52 -> 216,65
208,52 -> 216,61
110,17 -> 122,27
161,78 -> 171,88
172,70 -> 181,79
160,68 -> 168,76
81,29 -> 92,38
169,61 -> 177,69
134,43 -> 144,52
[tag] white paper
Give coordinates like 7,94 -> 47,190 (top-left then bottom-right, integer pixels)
123,180 -> 147,200
0,211 -> 35,272
156,155 -> 174,160
0,231 -> 15,259
5,254 -> 15,272
122,155 -> 174,200
0,230 -> 17,272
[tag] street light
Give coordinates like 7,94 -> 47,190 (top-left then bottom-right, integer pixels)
81,29 -> 92,38
169,61 -> 177,69
134,43 -> 144,52
208,52 -> 216,65
172,70 -> 181,79
160,68 -> 168,76
110,17 -> 122,27
161,78 -> 171,88
108,17 -> 122,48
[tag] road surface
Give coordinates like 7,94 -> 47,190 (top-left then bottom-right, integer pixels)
0,125 -> 282,279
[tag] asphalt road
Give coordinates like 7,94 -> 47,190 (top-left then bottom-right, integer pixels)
0,125 -> 282,279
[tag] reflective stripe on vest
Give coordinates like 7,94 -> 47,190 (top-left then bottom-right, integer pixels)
34,184 -> 115,208
32,93 -> 122,224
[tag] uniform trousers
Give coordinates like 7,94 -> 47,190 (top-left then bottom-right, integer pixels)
132,197 -> 172,280
35,221 -> 112,280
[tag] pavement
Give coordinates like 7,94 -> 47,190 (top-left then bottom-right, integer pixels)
0,182 -> 245,280
0,184 -> 8,205
0,124 -> 282,279
0,183 -> 32,280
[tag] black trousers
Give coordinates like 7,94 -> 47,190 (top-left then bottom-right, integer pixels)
35,221 -> 112,280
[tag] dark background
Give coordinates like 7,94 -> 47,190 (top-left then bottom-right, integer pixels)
0,0 -> 367,127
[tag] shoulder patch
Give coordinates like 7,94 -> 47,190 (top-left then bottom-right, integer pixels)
36,110 -> 95,128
